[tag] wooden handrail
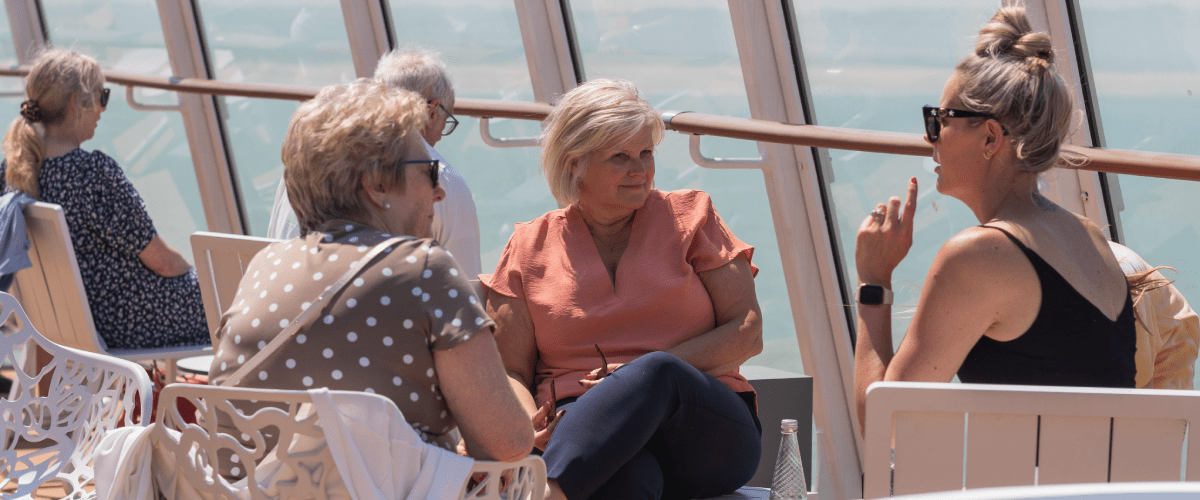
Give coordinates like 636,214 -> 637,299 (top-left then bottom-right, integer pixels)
3,65 -> 1198,181
662,112 -> 1200,182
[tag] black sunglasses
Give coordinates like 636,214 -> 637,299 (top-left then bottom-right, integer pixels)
396,158 -> 440,188
99,87 -> 111,108
922,105 -> 1000,142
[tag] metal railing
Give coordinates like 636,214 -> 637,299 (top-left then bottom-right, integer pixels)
3,66 -> 1199,181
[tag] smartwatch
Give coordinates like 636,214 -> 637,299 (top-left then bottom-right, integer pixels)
855,284 -> 893,306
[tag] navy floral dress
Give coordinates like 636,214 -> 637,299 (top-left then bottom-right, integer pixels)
0,149 -> 209,349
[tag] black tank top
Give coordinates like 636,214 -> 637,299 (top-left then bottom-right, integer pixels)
956,226 -> 1136,388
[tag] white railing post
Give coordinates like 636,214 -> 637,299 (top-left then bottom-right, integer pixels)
155,0 -> 245,234
725,1 -> 864,499
339,0 -> 390,78
4,0 -> 45,63
512,0 -> 577,103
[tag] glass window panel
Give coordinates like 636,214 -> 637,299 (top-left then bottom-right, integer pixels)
386,0 -> 547,272
0,2 -> 22,192
198,0 -> 356,236
791,1 -> 998,356
0,3 -> 21,128
38,0 -> 205,257
1078,1 -> 1200,385
569,0 -> 799,374
0,3 -> 15,66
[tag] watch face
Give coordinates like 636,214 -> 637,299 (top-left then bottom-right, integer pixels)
859,285 -> 885,305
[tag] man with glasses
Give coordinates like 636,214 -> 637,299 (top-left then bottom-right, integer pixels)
268,49 -> 482,277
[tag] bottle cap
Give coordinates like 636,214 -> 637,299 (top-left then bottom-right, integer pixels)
781,419 -> 798,431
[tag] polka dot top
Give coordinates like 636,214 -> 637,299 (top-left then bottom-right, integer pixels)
208,220 -> 494,450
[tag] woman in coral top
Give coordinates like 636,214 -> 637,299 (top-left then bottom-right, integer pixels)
482,79 -> 763,500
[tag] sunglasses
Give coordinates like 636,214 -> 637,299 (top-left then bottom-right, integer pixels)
922,105 -> 1000,142
99,87 -> 111,108
397,158 -> 440,188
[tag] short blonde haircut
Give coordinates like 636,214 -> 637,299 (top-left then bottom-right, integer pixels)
541,79 -> 665,206
282,80 -> 429,234
954,6 -> 1079,173
2,49 -> 104,198
373,48 -> 455,108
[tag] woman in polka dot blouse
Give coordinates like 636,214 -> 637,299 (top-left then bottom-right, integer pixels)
484,79 -> 764,499
208,81 -> 532,462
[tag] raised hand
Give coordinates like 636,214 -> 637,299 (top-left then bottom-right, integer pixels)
856,177 -> 918,285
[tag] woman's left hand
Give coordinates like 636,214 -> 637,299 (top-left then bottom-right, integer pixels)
855,177 -> 918,285
579,364 -> 624,390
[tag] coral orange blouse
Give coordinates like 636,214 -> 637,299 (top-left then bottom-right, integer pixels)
482,189 -> 757,405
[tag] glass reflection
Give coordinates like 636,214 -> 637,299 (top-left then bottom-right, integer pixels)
0,2 -> 14,66
386,0 -> 546,273
570,0 -> 799,373
791,0 -> 997,348
198,0 -> 356,235
1078,1 -> 1200,385
38,0 -> 204,257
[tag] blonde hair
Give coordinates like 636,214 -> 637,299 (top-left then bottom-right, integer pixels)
282,80 -> 429,234
373,48 -> 455,108
2,49 -> 104,198
540,79 -> 665,206
954,6 -> 1080,173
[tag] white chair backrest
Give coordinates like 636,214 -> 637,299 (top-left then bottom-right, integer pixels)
15,202 -> 101,352
864,381 -> 1200,498
0,292 -> 152,497
16,202 -> 212,361
191,231 -> 276,343
153,384 -> 546,500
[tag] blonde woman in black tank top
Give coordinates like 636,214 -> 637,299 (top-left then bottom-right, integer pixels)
852,6 -> 1135,438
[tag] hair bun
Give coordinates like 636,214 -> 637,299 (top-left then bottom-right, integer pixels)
975,6 -> 1052,63
1011,32 -> 1054,63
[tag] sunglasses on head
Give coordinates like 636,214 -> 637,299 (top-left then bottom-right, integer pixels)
99,87 -> 110,108
922,105 -> 1003,142
396,158 -> 440,188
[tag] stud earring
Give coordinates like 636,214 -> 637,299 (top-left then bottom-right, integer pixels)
384,202 -> 391,209
983,151 -> 992,160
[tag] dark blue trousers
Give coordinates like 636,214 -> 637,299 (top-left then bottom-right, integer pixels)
543,351 -> 762,500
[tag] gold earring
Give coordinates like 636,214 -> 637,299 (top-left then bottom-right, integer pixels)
983,151 -> 992,160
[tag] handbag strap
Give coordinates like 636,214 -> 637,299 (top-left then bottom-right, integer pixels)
225,236 -> 408,386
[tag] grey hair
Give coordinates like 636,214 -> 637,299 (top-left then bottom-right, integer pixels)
540,79 -> 665,206
372,47 -> 455,108
954,5 -> 1082,173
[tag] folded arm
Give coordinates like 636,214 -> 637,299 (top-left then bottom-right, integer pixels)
665,256 -> 762,377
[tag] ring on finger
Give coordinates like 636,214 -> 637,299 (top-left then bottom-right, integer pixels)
870,208 -> 885,218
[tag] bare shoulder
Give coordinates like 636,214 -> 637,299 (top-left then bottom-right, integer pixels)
917,225 -> 1040,343
1073,211 -> 1115,246
935,225 -> 1028,273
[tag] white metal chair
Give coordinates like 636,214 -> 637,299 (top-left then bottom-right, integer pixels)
888,482 -> 1200,500
152,384 -> 546,500
12,202 -> 213,367
190,231 -> 278,345
863,381 -> 1200,499
0,291 -> 152,498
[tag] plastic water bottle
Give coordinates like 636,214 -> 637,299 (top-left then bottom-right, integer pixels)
768,419 -> 808,500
